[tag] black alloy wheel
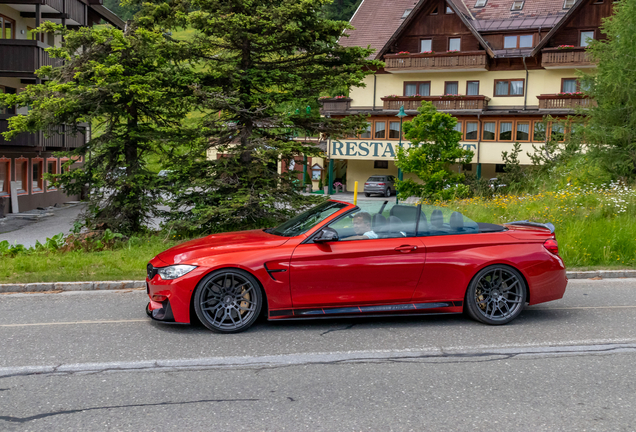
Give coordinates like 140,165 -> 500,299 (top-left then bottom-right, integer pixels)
193,269 -> 262,333
465,265 -> 527,325
365,193 -> 370,197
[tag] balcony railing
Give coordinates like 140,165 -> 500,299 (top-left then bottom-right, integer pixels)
541,47 -> 594,69
382,95 -> 490,111
318,98 -> 351,114
1,117 -> 86,149
0,40 -> 63,76
537,94 -> 596,110
383,51 -> 489,73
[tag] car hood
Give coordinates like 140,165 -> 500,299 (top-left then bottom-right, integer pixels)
155,229 -> 290,265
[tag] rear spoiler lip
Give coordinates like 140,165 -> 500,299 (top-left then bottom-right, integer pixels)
504,220 -> 555,234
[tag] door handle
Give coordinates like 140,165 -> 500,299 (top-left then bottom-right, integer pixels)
394,245 -> 418,253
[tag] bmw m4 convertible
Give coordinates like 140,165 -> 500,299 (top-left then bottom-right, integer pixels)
146,200 -> 567,333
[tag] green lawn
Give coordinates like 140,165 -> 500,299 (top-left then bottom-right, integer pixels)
0,237 -> 185,284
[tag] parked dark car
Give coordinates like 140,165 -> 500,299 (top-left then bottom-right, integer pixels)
364,175 -> 395,197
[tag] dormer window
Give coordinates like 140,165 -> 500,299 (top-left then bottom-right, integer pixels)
402,8 -> 412,18
445,4 -> 455,13
511,0 -> 524,10
475,0 -> 488,6
563,0 -> 576,8
431,6 -> 439,14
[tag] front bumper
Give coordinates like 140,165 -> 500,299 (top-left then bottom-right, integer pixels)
146,259 -> 210,323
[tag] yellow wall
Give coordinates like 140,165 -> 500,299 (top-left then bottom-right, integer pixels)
349,68 -> 588,109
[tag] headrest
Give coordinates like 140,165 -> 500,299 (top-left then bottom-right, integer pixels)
372,213 -> 387,229
431,209 -> 444,229
450,212 -> 464,231
388,215 -> 403,232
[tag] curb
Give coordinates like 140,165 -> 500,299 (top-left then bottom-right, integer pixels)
0,280 -> 145,294
566,270 -> 636,279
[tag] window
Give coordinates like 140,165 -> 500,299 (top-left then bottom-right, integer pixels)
495,164 -> 506,173
47,159 -> 58,190
562,78 -> 578,93
511,0 -> 524,10
0,86 -> 15,115
27,26 -> 44,43
404,81 -> 430,96
431,6 -> 438,14
446,4 -> 454,13
504,35 -> 533,49
494,79 -> 524,96
563,0 -> 575,7
499,121 -> 513,141
374,121 -> 386,139
463,164 -> 472,171
374,160 -> 389,169
453,121 -> 463,135
32,159 -> 43,193
551,123 -> 565,142
0,14 -> 15,40
15,159 -> 27,194
0,158 -> 9,196
533,121 -> 546,142
475,0 -> 487,6
449,38 -> 461,51
516,121 -> 530,141
420,39 -> 432,52
482,122 -> 496,140
389,121 -> 401,139
360,122 -> 371,138
402,8 -> 413,18
445,81 -> 459,95
465,122 -> 478,140
580,31 -> 595,47
466,81 -> 480,95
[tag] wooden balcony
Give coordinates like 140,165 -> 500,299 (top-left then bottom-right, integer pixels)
1,117 -> 86,149
382,96 -> 490,111
0,40 -> 63,77
541,47 -> 595,69
319,98 -> 351,114
383,51 -> 489,73
537,94 -> 596,110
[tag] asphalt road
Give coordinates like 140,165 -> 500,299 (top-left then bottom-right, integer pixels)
1,279 -> 636,431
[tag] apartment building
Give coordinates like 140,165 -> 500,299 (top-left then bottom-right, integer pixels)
0,0 -> 123,214
321,0 -> 615,192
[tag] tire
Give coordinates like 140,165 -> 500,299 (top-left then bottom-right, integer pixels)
365,193 -> 370,197
464,265 -> 527,325
384,188 -> 391,197
193,269 -> 263,333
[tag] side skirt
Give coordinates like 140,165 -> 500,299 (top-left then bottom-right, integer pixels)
269,301 -> 464,320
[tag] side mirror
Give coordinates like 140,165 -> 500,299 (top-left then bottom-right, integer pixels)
314,227 -> 339,243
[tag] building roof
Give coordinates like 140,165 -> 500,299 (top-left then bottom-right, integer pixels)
339,0 -> 420,58
341,0 -> 579,59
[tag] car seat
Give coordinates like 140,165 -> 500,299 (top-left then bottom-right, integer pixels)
388,216 -> 406,237
450,212 -> 464,232
389,205 -> 427,236
372,213 -> 388,237
430,209 -> 444,230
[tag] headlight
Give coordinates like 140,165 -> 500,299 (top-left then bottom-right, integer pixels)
157,264 -> 197,280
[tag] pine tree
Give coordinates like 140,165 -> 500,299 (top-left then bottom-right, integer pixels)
140,0 -> 379,234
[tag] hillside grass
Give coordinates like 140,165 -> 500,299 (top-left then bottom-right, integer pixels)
441,182 -> 636,268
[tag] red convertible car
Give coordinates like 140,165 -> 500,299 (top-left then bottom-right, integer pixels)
146,200 -> 567,333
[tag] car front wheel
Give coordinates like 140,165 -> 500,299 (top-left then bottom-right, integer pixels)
193,269 -> 262,333
465,265 -> 526,325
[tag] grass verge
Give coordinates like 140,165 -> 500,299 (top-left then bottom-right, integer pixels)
0,236 -> 183,284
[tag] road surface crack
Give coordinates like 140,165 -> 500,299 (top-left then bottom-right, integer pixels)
0,398 -> 260,423
320,324 -> 356,336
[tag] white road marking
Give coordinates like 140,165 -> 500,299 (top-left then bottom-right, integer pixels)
0,319 -> 147,327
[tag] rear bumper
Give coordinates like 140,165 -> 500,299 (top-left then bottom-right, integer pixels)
364,187 -> 387,193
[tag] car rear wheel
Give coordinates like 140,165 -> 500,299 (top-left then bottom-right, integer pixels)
384,188 -> 391,197
193,269 -> 262,333
465,265 -> 526,325
365,193 -> 370,197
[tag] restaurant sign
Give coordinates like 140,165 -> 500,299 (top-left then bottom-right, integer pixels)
331,140 -> 477,160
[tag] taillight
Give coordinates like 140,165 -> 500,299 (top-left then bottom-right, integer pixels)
364,183 -> 369,185
544,239 -> 559,255
377,183 -> 385,186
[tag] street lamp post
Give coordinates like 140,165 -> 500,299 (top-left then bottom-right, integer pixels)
396,105 -> 407,204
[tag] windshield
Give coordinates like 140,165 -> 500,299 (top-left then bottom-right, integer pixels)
270,201 -> 348,237
368,176 -> 385,182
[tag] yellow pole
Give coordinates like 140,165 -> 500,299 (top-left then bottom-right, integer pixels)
353,181 -> 358,205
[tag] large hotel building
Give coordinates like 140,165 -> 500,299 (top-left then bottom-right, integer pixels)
317,0 -> 615,193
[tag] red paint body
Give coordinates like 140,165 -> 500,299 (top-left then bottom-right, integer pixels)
147,200 -> 567,323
